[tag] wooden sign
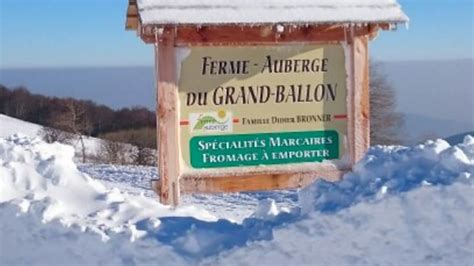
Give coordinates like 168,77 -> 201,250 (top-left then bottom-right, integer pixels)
125,0 -> 408,206
149,25 -> 371,205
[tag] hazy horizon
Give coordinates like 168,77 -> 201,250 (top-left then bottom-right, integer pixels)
1,58 -> 472,144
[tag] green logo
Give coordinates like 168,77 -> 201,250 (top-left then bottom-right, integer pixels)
193,116 -> 227,130
190,110 -> 233,133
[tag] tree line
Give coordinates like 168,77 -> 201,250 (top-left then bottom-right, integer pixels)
0,85 -> 157,165
0,85 -> 156,137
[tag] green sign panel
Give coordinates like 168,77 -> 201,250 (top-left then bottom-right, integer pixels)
178,44 -> 348,171
190,130 -> 339,168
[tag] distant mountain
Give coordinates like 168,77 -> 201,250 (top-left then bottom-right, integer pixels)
381,59 -> 473,126
444,131 -> 474,145
402,113 -> 473,145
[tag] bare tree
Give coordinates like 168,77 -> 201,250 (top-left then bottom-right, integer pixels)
52,99 -> 92,163
99,140 -> 130,165
130,146 -> 156,166
9,87 -> 32,120
99,128 -> 156,166
370,62 -> 405,145
128,128 -> 156,166
39,126 -> 74,144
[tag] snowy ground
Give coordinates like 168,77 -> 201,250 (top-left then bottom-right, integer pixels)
1,133 -> 473,265
79,163 -> 298,222
0,114 -> 103,160
0,114 -> 151,165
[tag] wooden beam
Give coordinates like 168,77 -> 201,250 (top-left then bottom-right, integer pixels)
125,0 -> 139,30
140,24 -> 375,45
180,168 -> 347,194
126,4 -> 138,16
156,27 -> 181,206
346,27 -> 370,165
126,17 -> 139,31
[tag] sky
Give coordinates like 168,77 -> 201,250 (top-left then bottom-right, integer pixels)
0,0 -> 473,68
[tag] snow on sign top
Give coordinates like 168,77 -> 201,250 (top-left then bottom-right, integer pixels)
136,0 -> 409,26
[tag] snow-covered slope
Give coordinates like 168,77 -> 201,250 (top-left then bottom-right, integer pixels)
0,134 -> 473,265
0,114 -> 42,138
0,114 -> 102,161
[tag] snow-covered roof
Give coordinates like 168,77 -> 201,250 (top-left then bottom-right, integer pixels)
135,0 -> 409,26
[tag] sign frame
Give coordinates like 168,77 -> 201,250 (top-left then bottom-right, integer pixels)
146,24 -> 377,205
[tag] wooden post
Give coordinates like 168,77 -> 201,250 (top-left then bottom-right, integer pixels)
347,27 -> 370,164
346,26 -> 356,165
353,35 -> 370,162
155,26 -> 180,206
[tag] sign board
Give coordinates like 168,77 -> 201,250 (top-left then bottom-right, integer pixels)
178,44 -> 349,173
126,0 -> 404,206
147,25 -> 372,206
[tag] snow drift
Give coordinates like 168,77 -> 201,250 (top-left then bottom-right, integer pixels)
0,134 -> 215,241
0,134 -> 473,265
212,138 -> 474,265
299,137 -> 474,214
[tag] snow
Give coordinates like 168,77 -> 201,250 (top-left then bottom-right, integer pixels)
0,114 -> 41,139
79,163 -> 298,222
299,138 -> 474,215
137,0 -> 409,26
0,114 -> 103,161
1,133 -> 473,265
0,134 -> 215,242
210,182 -> 474,266
0,204 -> 190,266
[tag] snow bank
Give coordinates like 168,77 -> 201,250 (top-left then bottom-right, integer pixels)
206,136 -> 474,265
0,114 -> 103,162
211,180 -> 474,266
0,134 -> 215,241
0,114 -> 41,139
0,203 -> 190,266
299,137 -> 474,214
1,134 -> 473,265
